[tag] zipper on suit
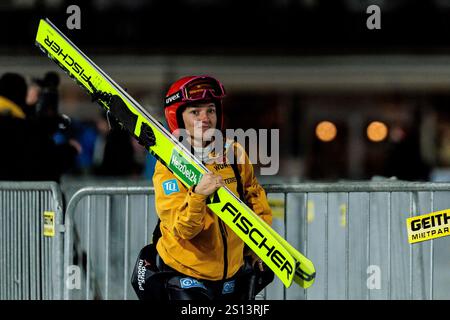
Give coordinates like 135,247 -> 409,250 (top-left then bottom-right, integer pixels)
218,219 -> 228,280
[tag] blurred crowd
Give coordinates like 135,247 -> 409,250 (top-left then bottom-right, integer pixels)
0,71 -> 155,182
1,70 -> 449,183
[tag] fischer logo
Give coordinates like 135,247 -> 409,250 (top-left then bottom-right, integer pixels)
137,259 -> 146,291
43,35 -> 91,83
221,202 -> 293,281
165,92 -> 181,105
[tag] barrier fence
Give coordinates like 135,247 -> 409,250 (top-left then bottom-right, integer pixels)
62,181 -> 450,300
2,181 -> 450,300
265,182 -> 450,300
0,182 -> 64,300
63,186 -> 157,300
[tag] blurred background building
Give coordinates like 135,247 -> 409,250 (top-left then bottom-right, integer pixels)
1,0 -> 450,183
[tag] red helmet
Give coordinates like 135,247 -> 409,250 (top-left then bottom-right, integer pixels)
164,75 -> 226,134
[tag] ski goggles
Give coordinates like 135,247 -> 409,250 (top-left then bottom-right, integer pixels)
165,76 -> 226,107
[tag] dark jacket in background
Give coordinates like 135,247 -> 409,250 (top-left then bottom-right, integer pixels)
0,96 -> 77,182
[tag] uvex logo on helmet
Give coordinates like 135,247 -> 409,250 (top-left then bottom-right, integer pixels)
165,92 -> 181,106
164,75 -> 226,134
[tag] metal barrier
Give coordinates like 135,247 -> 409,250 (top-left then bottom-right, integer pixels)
0,182 -> 64,300
63,186 -> 158,300
63,181 -> 450,300
265,182 -> 450,300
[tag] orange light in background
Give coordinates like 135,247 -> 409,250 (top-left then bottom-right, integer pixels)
367,121 -> 388,142
316,121 -> 337,142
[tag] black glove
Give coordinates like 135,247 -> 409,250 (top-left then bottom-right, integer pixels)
88,80 -> 156,148
137,122 -> 156,149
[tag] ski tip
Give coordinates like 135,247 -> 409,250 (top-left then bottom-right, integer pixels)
294,273 -> 316,289
37,17 -> 55,31
40,17 -> 52,24
36,18 -> 49,38
293,261 -> 316,289
302,276 -> 316,289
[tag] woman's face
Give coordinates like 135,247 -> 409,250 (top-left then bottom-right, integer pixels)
182,102 -> 217,146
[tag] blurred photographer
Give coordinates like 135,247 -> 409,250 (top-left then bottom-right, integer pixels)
0,72 -> 81,182
29,72 -> 73,136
